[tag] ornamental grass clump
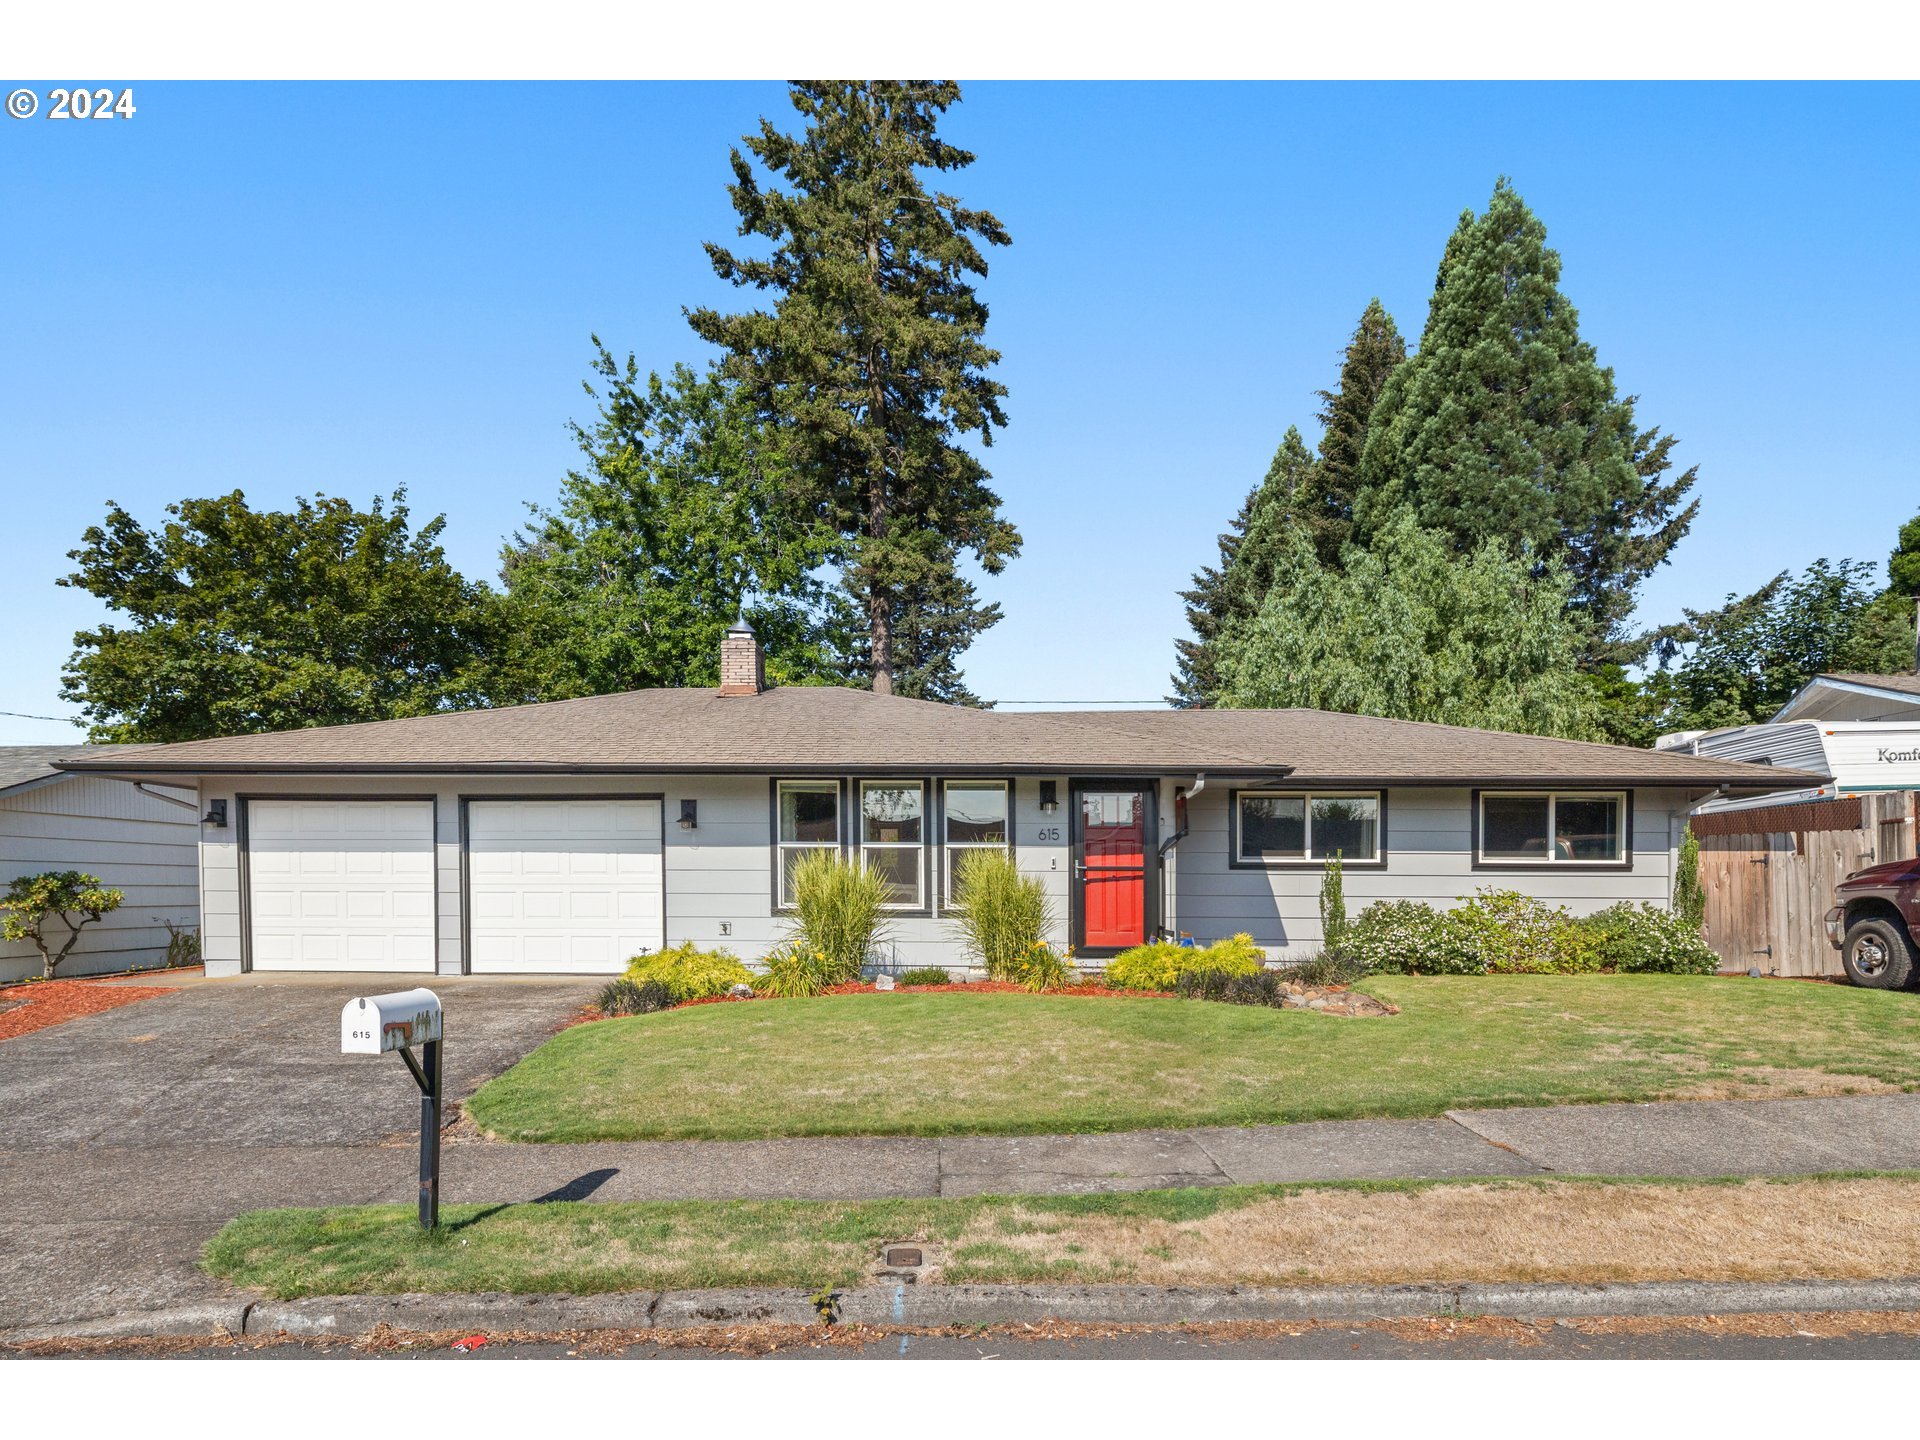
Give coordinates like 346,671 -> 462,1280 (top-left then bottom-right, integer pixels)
1005,940 -> 1071,992
948,849 -> 1055,981
596,977 -> 672,1017
625,942 -> 755,1002
787,849 -> 890,983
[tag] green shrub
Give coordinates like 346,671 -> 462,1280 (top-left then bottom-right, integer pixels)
1319,854 -> 1349,952
1104,934 -> 1264,992
896,967 -> 953,987
596,977 -> 672,1016
624,942 -> 754,1002
1346,900 -> 1482,976
1004,941 -> 1072,992
788,849 -> 891,983
1575,902 -> 1720,975
948,849 -> 1055,981
1449,888 -> 1581,974
756,942 -> 832,998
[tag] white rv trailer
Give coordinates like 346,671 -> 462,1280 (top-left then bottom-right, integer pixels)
1659,719 -> 1920,813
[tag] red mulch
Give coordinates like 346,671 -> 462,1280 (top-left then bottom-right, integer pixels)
653,980 -> 1175,1014
0,977 -> 178,1041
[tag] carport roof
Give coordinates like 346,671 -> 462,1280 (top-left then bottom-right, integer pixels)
51,685 -> 1822,792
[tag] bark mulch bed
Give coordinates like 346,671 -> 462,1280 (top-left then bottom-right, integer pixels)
0,976 -> 179,1041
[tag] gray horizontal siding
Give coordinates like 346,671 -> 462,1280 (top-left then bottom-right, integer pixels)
189,773 -> 1686,975
1,775 -> 199,981
1170,785 -> 1684,956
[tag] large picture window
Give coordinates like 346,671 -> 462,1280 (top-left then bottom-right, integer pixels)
860,780 -> 926,908
1477,791 -> 1627,865
942,779 -> 1010,905
776,780 -> 840,908
1234,791 -> 1381,866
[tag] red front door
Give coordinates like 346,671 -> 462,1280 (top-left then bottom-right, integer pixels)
1075,786 -> 1152,952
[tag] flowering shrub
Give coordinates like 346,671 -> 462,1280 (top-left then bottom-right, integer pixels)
1104,934 -> 1264,991
1450,889 -> 1588,974
1005,940 -> 1072,992
755,942 -> 833,998
1349,893 -> 1720,977
624,942 -> 754,1002
1347,900 -> 1482,975
1577,903 -> 1720,975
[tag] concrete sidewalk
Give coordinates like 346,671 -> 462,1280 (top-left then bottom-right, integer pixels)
7,1092 -> 1919,1332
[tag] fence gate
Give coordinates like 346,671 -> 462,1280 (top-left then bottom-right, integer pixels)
1694,793 -> 1915,978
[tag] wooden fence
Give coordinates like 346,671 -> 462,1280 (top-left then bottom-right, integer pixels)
1696,792 -> 1917,976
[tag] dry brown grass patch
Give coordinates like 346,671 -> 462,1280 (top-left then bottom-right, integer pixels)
947,1178 -> 1920,1287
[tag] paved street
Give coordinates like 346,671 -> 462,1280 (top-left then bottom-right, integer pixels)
19,1319 -> 1920,1360
5,974 -> 1920,1334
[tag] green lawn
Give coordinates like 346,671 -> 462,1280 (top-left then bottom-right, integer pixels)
462,977 -> 1920,1143
205,1173 -> 1920,1298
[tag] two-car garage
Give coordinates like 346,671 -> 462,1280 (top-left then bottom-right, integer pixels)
243,797 -> 664,974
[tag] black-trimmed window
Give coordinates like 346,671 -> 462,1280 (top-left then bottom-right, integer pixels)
942,779 -> 1009,905
1234,790 -> 1382,865
1478,791 -> 1627,865
776,780 -> 840,907
859,779 -> 926,908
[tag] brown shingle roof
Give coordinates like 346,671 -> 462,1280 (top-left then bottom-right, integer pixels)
52,686 -> 1820,792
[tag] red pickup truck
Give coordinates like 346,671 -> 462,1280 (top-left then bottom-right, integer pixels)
1827,857 -> 1920,988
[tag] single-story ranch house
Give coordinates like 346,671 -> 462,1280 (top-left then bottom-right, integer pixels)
55,626 -> 1821,977
2,746 -> 200,982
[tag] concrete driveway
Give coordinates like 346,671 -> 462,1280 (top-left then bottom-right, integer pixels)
0,973 -> 595,1331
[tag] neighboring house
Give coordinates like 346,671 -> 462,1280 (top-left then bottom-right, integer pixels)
1,746 -> 201,983
1658,672 -> 1920,814
56,627 -> 1814,977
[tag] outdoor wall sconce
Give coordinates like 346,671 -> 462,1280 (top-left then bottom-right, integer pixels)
678,798 -> 698,830
202,798 -> 228,828
1038,780 -> 1059,814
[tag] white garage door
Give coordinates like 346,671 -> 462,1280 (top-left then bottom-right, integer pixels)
467,799 -> 664,974
247,800 -> 437,972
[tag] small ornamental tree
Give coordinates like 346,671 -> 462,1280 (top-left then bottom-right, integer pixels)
1673,826 -> 1706,931
1,871 -> 125,979
1319,852 -> 1349,953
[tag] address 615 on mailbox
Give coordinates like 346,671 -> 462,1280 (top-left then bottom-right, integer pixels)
341,988 -> 443,1055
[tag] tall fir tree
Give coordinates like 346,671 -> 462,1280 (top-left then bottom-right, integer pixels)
1169,427 -> 1315,707
1355,180 -> 1698,664
688,82 -> 1019,697
1303,299 -> 1405,565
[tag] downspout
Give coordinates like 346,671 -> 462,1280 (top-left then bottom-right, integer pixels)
1157,775 -> 1204,940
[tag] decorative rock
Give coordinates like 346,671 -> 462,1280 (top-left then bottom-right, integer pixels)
729,983 -> 754,998
1307,997 -> 1328,1010
874,975 -> 896,991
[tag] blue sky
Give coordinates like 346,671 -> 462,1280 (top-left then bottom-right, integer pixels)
2,81 -> 1915,742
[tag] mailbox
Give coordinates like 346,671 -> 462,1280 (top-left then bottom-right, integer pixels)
341,988 -> 443,1056
340,987 -> 445,1229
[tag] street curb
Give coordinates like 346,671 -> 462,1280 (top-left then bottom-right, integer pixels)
12,1277 -> 1920,1342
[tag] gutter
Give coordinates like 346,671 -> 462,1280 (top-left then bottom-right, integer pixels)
1155,775 -> 1204,941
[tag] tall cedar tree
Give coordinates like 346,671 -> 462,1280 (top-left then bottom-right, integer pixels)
1356,180 -> 1698,664
688,82 -> 1019,697
837,538 -> 999,705
500,351 -> 844,696
1169,428 -> 1315,707
1304,299 -> 1406,565
62,491 -> 506,741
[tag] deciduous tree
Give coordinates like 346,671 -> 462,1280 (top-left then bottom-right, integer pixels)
62,491 -> 506,741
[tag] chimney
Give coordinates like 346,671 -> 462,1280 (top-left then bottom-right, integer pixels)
719,619 -> 766,697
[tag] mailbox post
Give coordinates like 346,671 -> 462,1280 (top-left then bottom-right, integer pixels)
341,988 -> 444,1229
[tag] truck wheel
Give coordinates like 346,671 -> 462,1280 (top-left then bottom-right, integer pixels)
1841,917 -> 1916,989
